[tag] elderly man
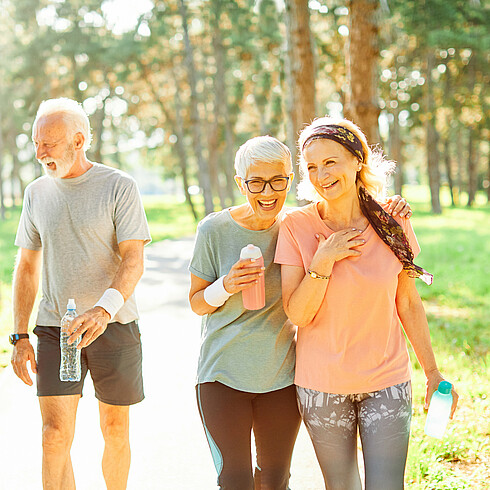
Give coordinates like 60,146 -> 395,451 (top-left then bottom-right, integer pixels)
10,97 -> 151,489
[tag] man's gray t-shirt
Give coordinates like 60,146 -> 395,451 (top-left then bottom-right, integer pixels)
15,163 -> 151,326
189,209 -> 296,393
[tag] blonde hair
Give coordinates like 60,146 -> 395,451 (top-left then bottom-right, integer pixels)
33,98 -> 92,151
297,116 -> 394,201
234,135 -> 292,178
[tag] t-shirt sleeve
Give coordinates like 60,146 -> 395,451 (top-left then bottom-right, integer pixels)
380,202 -> 420,258
114,177 -> 151,246
274,215 -> 304,267
400,217 -> 421,258
14,187 -> 42,251
189,220 -> 218,283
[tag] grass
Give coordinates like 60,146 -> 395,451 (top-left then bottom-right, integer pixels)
0,187 -> 489,487
399,186 -> 490,488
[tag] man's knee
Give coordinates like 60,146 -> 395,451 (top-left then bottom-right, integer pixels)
100,416 -> 129,448
42,422 -> 74,454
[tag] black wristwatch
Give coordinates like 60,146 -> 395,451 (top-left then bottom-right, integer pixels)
9,333 -> 29,345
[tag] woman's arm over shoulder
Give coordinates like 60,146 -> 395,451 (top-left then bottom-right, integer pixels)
383,194 -> 412,218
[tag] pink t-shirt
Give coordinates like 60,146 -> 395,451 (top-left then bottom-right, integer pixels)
274,202 -> 421,394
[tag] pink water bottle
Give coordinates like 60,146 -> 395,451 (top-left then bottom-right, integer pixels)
240,244 -> 265,310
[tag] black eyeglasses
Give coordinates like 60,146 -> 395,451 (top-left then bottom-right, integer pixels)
243,177 -> 290,194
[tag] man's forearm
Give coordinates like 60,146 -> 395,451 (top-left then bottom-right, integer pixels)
109,248 -> 144,301
13,262 -> 40,333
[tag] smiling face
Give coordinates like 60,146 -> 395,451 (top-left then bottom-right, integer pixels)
236,159 -> 292,224
303,138 -> 361,202
33,114 -> 79,179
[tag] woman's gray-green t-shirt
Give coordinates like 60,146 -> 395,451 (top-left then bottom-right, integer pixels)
189,209 -> 296,393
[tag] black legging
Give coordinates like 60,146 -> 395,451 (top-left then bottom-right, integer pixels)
196,382 -> 301,490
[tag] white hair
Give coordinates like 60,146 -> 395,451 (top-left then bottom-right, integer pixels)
234,135 -> 292,178
33,98 -> 92,151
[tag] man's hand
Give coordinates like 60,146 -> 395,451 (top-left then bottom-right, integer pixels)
68,306 -> 111,349
11,339 -> 37,386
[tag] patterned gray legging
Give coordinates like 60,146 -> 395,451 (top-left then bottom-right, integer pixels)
297,381 -> 412,490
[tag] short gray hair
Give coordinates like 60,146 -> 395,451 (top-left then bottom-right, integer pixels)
33,98 -> 92,151
234,135 -> 292,178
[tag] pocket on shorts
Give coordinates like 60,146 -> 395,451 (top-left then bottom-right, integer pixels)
89,321 -> 141,352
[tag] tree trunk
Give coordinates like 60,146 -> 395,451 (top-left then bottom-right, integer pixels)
173,84 -> 199,221
425,51 -> 441,214
209,0 -> 230,209
442,65 -> 455,206
455,125 -> 463,206
137,59 -> 199,220
284,0 -> 316,203
180,0 -> 214,215
466,128 -> 477,207
389,108 -> 403,195
90,98 -> 106,164
443,136 -> 455,206
487,150 -> 490,203
0,120 -> 5,219
466,57 -> 477,207
345,0 -> 381,144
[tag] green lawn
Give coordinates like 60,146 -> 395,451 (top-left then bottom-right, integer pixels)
0,188 -> 489,487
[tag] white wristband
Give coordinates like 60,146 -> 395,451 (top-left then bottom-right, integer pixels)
94,288 -> 125,320
203,276 -> 232,308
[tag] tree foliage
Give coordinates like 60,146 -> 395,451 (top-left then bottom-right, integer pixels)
0,0 -> 487,218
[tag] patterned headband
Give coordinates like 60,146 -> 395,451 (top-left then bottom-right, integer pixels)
302,125 -> 365,162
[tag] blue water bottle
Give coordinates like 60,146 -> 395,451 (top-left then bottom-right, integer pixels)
424,381 -> 453,439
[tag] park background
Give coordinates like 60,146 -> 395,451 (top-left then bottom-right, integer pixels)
0,0 -> 488,488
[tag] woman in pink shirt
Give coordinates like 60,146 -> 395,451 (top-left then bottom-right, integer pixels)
275,117 -> 458,489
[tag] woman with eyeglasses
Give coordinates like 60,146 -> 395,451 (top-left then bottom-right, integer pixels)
188,135 -> 411,489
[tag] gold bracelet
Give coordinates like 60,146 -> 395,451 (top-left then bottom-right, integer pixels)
307,269 -> 331,280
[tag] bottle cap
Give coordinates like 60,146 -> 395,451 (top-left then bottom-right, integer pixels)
67,298 -> 76,310
240,244 -> 262,260
438,381 -> 452,394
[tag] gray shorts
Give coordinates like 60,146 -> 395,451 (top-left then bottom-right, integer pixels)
34,321 -> 144,406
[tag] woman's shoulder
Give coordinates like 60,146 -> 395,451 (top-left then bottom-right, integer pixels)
197,209 -> 231,232
280,203 -> 317,224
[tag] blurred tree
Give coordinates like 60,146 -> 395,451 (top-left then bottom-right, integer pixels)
179,0 -> 214,215
389,0 -> 488,211
345,0 -> 381,144
284,0 -> 315,200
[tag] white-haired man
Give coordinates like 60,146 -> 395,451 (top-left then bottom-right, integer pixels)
10,97 -> 151,489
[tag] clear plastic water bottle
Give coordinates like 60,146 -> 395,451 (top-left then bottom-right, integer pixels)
424,381 -> 453,439
240,244 -> 265,310
59,298 -> 81,382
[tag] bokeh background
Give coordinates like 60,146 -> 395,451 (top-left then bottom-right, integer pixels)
0,1 -> 488,488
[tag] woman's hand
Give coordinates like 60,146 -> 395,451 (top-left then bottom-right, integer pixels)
309,229 -> 365,275
223,259 -> 265,294
425,369 -> 459,419
385,195 -> 412,218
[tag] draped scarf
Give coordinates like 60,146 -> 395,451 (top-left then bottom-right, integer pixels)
302,124 -> 433,285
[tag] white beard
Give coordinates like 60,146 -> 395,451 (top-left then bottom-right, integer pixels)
39,145 -> 76,178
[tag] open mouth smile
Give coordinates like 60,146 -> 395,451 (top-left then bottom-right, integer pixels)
258,199 -> 277,210
322,180 -> 338,189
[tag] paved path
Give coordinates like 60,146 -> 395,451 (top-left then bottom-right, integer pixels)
0,237 -> 324,489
